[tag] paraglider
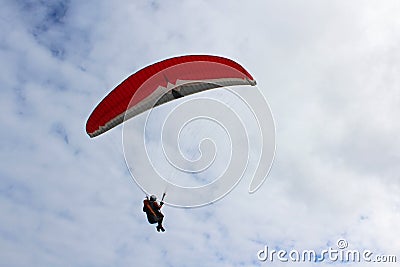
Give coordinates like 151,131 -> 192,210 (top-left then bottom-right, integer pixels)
143,193 -> 166,232
86,55 -> 256,138
86,54 -> 259,227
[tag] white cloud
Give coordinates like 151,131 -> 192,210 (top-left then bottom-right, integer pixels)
1,0 -> 399,266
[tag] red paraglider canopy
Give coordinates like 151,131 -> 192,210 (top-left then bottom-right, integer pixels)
86,55 -> 256,138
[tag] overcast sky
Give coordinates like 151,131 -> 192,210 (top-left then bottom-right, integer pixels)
1,0 -> 400,266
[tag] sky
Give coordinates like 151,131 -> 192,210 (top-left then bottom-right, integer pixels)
1,0 -> 400,266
